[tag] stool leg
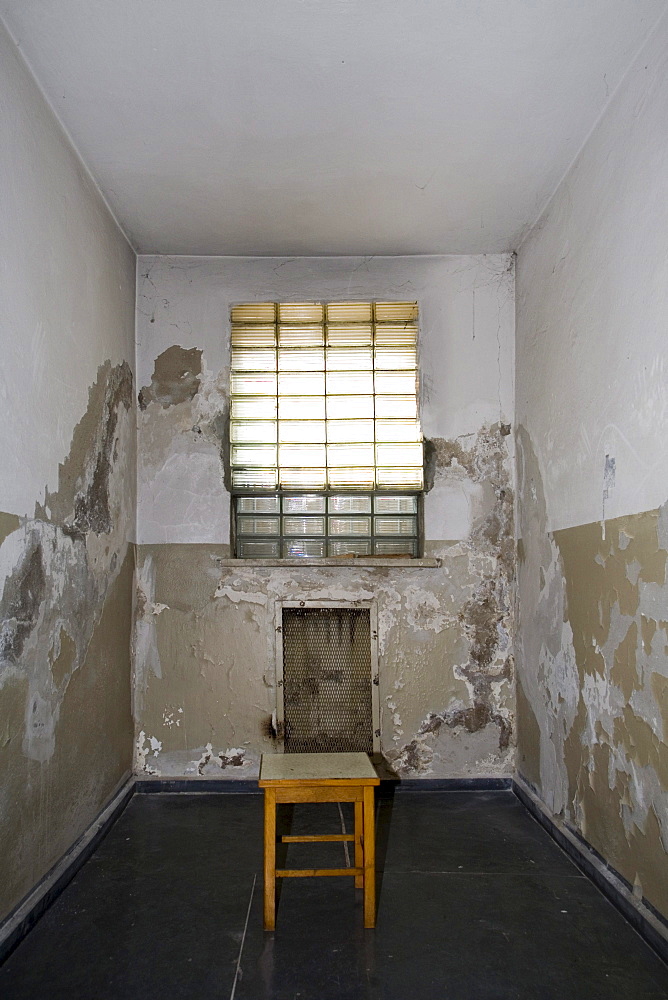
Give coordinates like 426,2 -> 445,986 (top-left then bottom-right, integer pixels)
363,786 -> 376,928
263,788 -> 276,930
354,800 -> 363,888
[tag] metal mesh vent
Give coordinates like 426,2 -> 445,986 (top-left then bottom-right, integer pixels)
282,607 -> 373,753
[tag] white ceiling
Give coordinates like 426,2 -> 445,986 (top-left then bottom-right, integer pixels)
1,0 -> 664,255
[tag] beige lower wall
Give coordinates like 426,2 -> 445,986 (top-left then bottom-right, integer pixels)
134,538 -> 515,780
0,553 -> 133,921
516,431 -> 668,920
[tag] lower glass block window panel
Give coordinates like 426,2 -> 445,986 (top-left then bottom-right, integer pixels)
233,494 -> 420,558
328,495 -> 372,514
237,516 -> 280,536
236,496 -> 280,514
328,516 -> 372,536
283,516 -> 326,536
374,495 -> 417,514
328,539 -> 372,557
237,540 -> 281,558
374,516 -> 416,536
283,539 -> 326,558
282,495 -> 326,514
374,539 -> 417,556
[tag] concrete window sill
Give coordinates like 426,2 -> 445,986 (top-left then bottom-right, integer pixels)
215,557 -> 440,568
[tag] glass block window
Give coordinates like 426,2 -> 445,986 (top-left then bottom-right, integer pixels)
235,494 -> 419,558
230,301 -> 423,557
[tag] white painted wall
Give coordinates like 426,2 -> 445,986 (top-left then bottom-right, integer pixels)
0,20 -> 136,519
136,254 -> 515,545
516,12 -> 668,533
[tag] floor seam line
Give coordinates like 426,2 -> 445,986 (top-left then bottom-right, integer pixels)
373,870 -> 587,876
229,872 -> 256,1000
337,802 -> 351,868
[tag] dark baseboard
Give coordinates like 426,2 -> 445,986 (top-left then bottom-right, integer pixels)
135,777 -> 261,794
133,775 -> 513,794
0,774 -> 134,964
387,776 -> 512,792
513,775 -> 668,966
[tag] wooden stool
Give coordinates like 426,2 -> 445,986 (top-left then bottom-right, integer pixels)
259,752 -> 380,930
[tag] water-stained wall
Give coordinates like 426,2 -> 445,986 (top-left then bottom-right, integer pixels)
0,23 -> 136,924
134,255 -> 516,780
516,16 -> 668,920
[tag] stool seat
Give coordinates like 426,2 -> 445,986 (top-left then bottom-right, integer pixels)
259,752 -> 380,930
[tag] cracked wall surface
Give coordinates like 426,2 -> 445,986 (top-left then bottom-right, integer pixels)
515,16 -> 668,923
516,429 -> 668,918
0,20 -> 136,925
0,363 -> 135,922
134,255 -> 516,781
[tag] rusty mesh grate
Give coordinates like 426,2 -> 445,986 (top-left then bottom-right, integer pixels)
282,607 -> 373,753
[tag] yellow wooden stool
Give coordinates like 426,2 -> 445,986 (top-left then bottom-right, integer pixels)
259,752 -> 380,930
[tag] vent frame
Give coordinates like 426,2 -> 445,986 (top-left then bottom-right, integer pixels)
274,600 -> 380,755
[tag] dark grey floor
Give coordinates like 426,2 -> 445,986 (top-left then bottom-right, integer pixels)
1,790 -> 667,999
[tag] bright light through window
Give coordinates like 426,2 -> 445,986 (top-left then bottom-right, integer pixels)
230,301 -> 423,557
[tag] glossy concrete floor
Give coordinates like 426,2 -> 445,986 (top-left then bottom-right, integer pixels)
1,790 -> 667,1000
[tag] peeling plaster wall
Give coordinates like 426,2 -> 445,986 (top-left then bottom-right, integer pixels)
0,23 -> 136,923
135,254 -> 516,781
516,15 -> 668,919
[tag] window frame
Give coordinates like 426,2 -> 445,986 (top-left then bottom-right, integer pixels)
229,300 -> 424,559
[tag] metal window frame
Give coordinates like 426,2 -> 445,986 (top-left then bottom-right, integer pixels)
274,600 -> 381,755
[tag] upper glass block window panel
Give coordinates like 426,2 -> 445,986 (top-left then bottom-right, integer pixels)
230,301 -> 423,492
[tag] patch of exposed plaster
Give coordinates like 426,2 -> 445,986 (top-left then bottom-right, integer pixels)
0,361 -> 134,762
136,730 -> 161,775
215,584 -> 268,606
163,707 -> 183,728
196,743 -> 248,775
137,355 -> 230,544
132,554 -> 163,716
516,424 -> 668,916
138,345 -> 202,411
387,423 -> 515,774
